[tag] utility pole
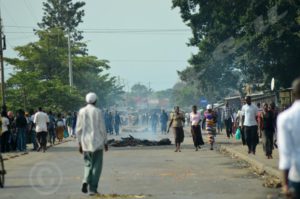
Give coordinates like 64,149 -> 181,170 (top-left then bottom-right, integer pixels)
0,15 -> 6,107
68,30 -> 73,87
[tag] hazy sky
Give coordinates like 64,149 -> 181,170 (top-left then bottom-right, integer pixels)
1,0 -> 196,91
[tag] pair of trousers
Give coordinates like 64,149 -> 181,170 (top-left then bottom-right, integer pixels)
161,122 -> 167,133
114,124 -> 119,135
67,126 -> 73,137
244,126 -> 259,153
17,128 -> 27,151
239,126 -> 246,145
83,149 -> 103,192
224,118 -> 232,137
36,131 -> 47,151
48,128 -> 56,144
262,129 -> 274,156
0,131 -> 10,152
31,130 -> 38,150
289,180 -> 300,199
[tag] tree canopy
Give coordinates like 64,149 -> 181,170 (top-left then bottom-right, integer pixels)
173,0 -> 300,102
4,0 -> 123,112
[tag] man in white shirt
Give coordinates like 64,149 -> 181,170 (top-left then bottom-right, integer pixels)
76,92 -> 108,196
277,77 -> 300,198
241,96 -> 259,155
33,107 -> 49,152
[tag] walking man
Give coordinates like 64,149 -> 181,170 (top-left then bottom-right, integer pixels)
277,77 -> 300,198
241,96 -> 259,155
15,109 -> 28,152
76,92 -> 108,196
33,107 -> 49,152
223,102 -> 233,138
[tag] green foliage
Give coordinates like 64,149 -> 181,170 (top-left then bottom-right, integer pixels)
38,0 -> 85,41
4,0 -> 123,112
131,83 -> 150,97
173,0 -> 300,101
171,82 -> 198,108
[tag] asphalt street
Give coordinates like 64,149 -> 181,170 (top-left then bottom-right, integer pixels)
0,137 -> 281,199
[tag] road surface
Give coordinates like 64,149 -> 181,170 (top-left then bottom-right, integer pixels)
0,138 -> 281,199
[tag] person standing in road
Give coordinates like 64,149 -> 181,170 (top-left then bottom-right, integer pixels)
114,111 -> 121,135
150,112 -> 158,133
241,96 -> 259,155
1,111 -> 10,153
236,101 -> 246,145
190,105 -> 204,151
48,111 -> 56,145
223,102 -> 233,138
72,112 -> 78,138
66,112 -> 73,137
15,109 -> 28,152
216,108 -> 223,134
257,103 -> 263,138
76,92 -> 108,196
277,77 -> 300,199
56,113 -> 65,143
108,112 -> 114,134
160,110 -> 168,134
269,102 -> 279,149
202,104 -> 217,150
33,107 -> 49,152
260,103 -> 275,159
29,109 -> 38,151
168,106 -> 185,152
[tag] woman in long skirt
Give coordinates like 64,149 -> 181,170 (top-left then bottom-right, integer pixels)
202,104 -> 217,150
190,105 -> 204,151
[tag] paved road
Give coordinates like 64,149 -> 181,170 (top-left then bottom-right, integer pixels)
1,139 -> 281,199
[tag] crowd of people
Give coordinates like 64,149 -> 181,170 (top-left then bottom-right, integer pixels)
0,78 -> 299,197
0,108 -> 78,153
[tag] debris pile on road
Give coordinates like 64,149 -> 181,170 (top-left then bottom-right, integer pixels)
108,135 -> 171,147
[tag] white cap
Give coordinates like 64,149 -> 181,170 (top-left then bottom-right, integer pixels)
85,92 -> 97,104
206,104 -> 212,110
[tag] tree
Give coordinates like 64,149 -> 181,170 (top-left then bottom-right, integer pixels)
173,0 -> 300,100
4,1 -> 124,111
38,0 -> 85,41
131,83 -> 150,97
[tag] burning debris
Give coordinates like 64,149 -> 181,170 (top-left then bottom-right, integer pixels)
108,135 -> 172,147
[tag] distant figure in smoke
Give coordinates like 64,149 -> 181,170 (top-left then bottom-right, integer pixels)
108,112 -> 114,135
150,112 -> 158,133
160,110 -> 168,134
104,110 -> 110,134
114,111 -> 121,135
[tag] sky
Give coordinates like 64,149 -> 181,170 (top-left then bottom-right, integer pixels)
0,0 -> 196,91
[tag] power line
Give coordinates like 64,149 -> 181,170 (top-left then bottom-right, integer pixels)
4,25 -> 190,32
